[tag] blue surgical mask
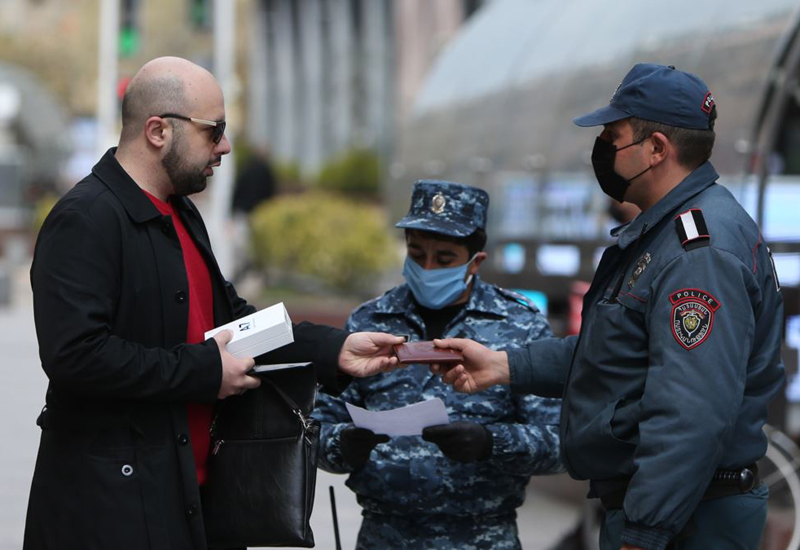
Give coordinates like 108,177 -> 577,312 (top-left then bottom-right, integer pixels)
403,254 -> 477,310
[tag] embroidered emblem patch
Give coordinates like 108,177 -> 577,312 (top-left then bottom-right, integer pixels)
670,289 -> 721,350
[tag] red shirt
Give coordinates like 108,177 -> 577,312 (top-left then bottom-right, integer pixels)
144,190 -> 216,485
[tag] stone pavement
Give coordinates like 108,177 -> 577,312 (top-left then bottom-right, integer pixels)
0,265 -> 581,549
0,268 -> 46,550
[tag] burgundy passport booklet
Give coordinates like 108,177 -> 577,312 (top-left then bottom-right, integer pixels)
392,341 -> 464,365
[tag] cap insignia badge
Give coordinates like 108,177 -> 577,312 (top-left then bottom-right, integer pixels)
431,193 -> 446,214
628,252 -> 651,289
701,91 -> 715,114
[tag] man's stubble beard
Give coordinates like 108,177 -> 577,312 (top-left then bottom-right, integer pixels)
162,127 -> 208,197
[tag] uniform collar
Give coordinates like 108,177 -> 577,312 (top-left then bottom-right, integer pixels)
92,147 -> 195,224
373,277 -> 507,318
616,161 -> 719,249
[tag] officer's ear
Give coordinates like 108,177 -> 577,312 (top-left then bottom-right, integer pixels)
469,251 -> 488,275
649,132 -> 670,167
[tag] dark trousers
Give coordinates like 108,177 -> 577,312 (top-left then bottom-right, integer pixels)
599,483 -> 768,550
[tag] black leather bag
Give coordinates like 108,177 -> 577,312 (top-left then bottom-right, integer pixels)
203,364 -> 319,548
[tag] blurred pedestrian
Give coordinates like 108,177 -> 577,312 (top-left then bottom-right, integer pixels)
232,145 -> 276,214
230,145 -> 276,281
435,64 -> 785,550
314,180 -> 564,549
24,56 -> 402,550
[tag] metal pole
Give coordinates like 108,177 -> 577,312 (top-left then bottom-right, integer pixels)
299,0 -> 324,172
209,0 -> 236,277
273,0 -> 297,161
96,0 -> 120,158
246,0 -> 270,148
329,485 -> 342,550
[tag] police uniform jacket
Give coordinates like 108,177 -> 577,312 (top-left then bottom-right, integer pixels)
314,279 -> 563,519
24,149 -> 349,550
508,161 -> 785,550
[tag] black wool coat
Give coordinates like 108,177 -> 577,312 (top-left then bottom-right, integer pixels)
24,149 -> 349,550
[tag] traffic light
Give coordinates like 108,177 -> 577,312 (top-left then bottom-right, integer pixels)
120,0 -> 141,58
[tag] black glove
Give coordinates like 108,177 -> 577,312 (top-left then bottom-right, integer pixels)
421,421 -> 493,463
340,427 -> 390,469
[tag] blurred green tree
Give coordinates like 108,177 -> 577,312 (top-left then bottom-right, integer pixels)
249,191 -> 397,294
317,148 -> 381,199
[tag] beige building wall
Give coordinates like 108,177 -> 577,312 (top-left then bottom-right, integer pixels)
0,0 -> 486,174
394,0 -> 467,125
0,0 -> 253,119
0,0 -> 100,116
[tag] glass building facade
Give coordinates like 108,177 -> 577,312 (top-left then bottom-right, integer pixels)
389,0 -> 800,314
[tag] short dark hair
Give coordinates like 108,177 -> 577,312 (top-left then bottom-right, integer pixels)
629,107 -> 716,170
405,228 -> 487,258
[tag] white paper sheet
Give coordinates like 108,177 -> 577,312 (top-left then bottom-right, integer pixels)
345,398 -> 449,436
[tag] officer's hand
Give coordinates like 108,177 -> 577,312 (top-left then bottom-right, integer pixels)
214,330 -> 260,399
620,545 -> 646,550
429,338 -> 510,393
422,421 -> 493,462
341,427 -> 390,469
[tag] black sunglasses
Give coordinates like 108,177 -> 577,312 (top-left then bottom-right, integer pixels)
158,113 -> 226,144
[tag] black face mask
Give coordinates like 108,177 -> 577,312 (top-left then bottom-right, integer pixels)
591,136 -> 652,202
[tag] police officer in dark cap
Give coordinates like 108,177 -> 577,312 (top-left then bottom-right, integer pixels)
434,64 -> 785,550
314,181 -> 564,549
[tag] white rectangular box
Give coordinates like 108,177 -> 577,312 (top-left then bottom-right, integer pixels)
204,302 -> 294,359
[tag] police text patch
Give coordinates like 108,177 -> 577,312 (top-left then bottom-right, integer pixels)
670,289 -> 721,350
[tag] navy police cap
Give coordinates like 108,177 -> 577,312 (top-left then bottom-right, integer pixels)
573,63 -> 716,130
396,180 -> 489,238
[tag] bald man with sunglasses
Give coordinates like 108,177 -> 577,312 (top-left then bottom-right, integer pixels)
24,56 -> 403,550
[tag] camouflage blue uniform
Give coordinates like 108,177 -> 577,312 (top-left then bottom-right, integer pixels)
314,278 -> 563,549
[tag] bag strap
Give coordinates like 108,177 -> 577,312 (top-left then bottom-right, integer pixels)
209,378 -> 317,445
260,378 -> 313,433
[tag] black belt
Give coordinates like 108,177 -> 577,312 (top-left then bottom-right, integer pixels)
590,463 -> 759,510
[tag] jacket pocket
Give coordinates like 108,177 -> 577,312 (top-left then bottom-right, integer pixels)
579,296 -> 648,377
27,429 -> 152,550
609,395 -> 641,444
566,398 -> 637,480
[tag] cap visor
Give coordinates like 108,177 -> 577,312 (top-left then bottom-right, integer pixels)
395,217 -> 473,237
573,105 -> 630,127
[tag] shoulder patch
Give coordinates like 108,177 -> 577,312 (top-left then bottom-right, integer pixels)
497,287 -> 538,311
675,209 -> 710,251
670,289 -> 721,350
